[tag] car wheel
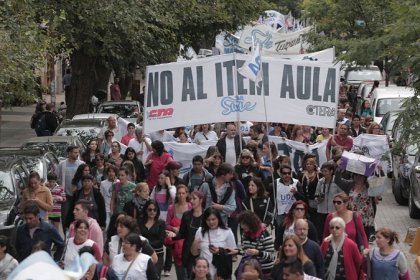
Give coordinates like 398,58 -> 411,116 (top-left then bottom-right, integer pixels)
409,190 -> 420,219
392,176 -> 408,205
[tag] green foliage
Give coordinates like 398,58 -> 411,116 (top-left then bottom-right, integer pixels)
0,0 -> 60,106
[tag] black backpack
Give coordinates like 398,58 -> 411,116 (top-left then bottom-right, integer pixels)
35,113 -> 48,136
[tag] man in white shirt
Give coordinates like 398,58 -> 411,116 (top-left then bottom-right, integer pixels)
98,115 -> 121,146
216,123 -> 245,167
128,127 -> 152,162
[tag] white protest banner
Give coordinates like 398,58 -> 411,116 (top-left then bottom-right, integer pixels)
268,48 -> 335,63
352,134 -> 391,173
144,54 -> 340,133
268,136 -> 328,172
163,141 -> 217,176
238,24 -> 311,55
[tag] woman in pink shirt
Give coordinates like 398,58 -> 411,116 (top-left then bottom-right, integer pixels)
145,140 -> 173,190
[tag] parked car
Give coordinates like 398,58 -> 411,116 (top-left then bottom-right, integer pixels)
380,110 -> 401,139
97,100 -> 141,123
0,155 -> 30,238
390,117 -> 418,206
0,148 -> 59,182
344,66 -> 383,88
54,118 -> 106,144
21,136 -> 86,160
409,150 -> 420,218
369,87 -> 414,124
72,113 -> 118,121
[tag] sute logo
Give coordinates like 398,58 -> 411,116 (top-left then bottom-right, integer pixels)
147,108 -> 174,119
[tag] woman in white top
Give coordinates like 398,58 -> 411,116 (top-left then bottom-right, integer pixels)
194,124 -> 218,144
191,208 -> 237,279
64,219 -> 101,269
112,233 -> 158,280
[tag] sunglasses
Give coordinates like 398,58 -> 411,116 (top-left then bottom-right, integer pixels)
333,200 -> 343,205
294,208 -> 305,211
330,226 -> 341,230
282,172 -> 291,175
147,208 -> 157,212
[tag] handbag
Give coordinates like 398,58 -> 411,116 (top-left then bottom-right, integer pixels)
208,231 -> 232,279
367,168 -> 390,196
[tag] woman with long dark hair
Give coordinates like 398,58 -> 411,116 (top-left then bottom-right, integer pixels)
242,176 -> 274,226
169,190 -> 204,280
71,163 -> 91,193
191,208 -> 237,280
123,147 -> 146,182
108,141 -> 124,168
81,138 -> 100,168
139,200 -> 166,278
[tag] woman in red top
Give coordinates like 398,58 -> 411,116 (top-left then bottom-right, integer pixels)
323,192 -> 369,252
321,216 -> 363,279
145,140 -> 173,191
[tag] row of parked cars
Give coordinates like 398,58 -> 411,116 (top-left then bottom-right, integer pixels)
344,66 -> 419,219
0,100 -> 141,236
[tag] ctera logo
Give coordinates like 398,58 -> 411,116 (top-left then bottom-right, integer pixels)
147,108 -> 174,120
306,105 -> 335,117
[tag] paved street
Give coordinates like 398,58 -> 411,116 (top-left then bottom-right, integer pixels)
1,93 -> 420,279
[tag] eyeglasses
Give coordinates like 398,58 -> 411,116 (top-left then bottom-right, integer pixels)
281,172 -> 291,175
333,200 -> 343,205
294,208 -> 305,211
147,208 -> 157,212
330,226 -> 341,230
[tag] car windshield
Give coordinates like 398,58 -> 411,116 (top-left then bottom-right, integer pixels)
22,142 -> 68,158
376,98 -> 403,117
0,171 -> 16,207
56,128 -> 101,144
21,158 -> 44,175
99,104 -> 139,118
346,69 -> 383,81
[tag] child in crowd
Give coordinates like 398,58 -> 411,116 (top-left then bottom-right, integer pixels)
46,173 -> 66,232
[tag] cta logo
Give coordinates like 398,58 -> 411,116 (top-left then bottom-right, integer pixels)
147,108 -> 174,120
306,105 -> 335,117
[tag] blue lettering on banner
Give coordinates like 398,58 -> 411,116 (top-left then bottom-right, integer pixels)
279,194 -> 294,200
220,96 -> 256,115
244,30 -> 273,49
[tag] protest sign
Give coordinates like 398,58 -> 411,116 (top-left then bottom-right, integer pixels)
144,54 -> 340,133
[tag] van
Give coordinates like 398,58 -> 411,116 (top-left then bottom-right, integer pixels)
369,87 -> 414,124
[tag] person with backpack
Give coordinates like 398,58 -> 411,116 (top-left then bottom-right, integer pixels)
203,163 -> 237,225
182,155 -> 213,193
31,103 -> 59,136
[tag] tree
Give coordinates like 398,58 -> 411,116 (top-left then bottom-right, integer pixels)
302,0 -> 417,86
0,0 -> 60,107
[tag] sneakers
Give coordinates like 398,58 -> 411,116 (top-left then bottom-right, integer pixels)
163,271 -> 171,277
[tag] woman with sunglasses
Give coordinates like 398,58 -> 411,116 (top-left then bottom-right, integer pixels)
242,176 -> 274,226
322,192 -> 369,253
92,153 -> 107,183
271,235 -> 316,279
101,130 -> 115,155
321,217 -> 363,280
235,149 -> 260,187
81,138 -> 100,168
139,200 -> 166,278
169,191 -> 204,280
274,200 -> 317,251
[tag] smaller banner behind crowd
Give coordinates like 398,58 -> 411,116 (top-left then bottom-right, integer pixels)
351,134 -> 391,173
144,54 -> 340,133
163,136 -> 328,177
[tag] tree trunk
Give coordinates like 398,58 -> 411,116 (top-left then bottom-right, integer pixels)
93,60 -> 112,99
67,51 -> 97,118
